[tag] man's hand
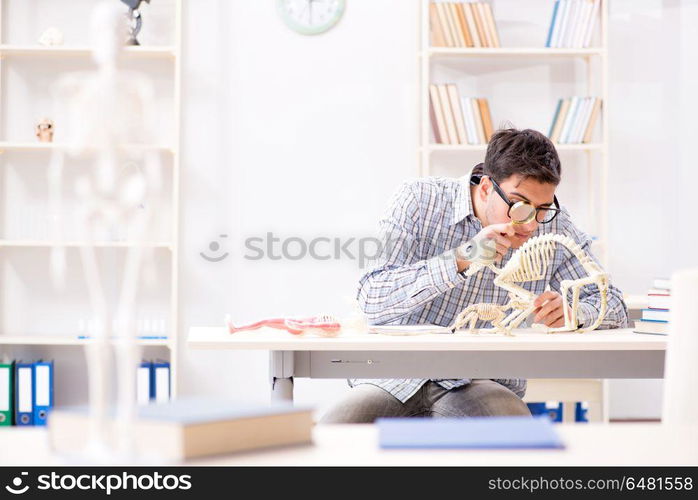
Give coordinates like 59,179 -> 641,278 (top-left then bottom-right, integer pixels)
456,223 -> 516,272
532,291 -> 571,328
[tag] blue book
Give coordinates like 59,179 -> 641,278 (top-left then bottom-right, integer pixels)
545,0 -> 561,47
377,416 -> 564,449
548,98 -> 563,137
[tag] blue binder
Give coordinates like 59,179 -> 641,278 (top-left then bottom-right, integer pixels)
32,360 -> 54,426
14,362 -> 34,426
151,360 -> 171,403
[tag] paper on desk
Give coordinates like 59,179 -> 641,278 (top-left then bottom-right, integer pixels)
368,324 -> 453,335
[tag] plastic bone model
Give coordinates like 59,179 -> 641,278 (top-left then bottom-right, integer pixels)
451,233 -> 609,336
47,2 -> 161,460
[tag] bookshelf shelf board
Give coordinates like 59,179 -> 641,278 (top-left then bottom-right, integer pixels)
0,240 -> 173,249
0,45 -> 175,58
425,47 -> 606,58
0,142 -> 174,154
0,336 -> 171,347
425,143 -> 603,152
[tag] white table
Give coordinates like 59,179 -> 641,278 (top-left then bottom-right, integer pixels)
1,423 -> 696,466
187,327 -> 667,402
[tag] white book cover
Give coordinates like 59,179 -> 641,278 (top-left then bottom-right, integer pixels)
574,1 -> 593,48
571,97 -> 593,143
567,97 -> 591,144
462,96 -> 478,145
566,97 -> 586,144
551,0 -> 570,48
437,84 -> 458,145
559,96 -> 579,143
447,84 -> 468,144
548,0 -> 562,48
579,97 -> 599,143
470,97 -> 486,144
583,0 -> 601,47
563,0 -> 581,48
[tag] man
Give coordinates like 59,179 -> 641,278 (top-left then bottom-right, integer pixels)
321,128 -> 628,423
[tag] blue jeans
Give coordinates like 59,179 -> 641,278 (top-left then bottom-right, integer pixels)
320,379 -> 531,423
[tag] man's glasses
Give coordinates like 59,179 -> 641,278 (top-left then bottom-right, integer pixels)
489,178 -> 561,225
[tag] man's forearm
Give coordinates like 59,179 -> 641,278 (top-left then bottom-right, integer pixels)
358,249 -> 465,324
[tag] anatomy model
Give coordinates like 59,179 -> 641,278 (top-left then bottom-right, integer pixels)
47,2 -> 162,460
451,233 -> 609,336
227,314 -> 341,337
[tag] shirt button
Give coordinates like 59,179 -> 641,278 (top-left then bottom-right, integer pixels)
448,282 -> 455,289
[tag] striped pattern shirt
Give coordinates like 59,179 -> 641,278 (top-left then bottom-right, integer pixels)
351,172 -> 628,403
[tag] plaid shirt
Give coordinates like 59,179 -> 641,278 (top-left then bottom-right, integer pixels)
351,171 -> 628,403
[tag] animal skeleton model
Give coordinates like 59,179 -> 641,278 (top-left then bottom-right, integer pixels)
451,233 -> 609,336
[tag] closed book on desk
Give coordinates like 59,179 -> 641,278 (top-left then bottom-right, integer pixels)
634,320 -> 669,335
49,399 -> 313,460
377,416 -> 564,449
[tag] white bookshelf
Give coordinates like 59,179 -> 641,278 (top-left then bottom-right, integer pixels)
419,0 -> 610,267
0,0 -> 182,398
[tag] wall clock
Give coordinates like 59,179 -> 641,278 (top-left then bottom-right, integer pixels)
277,0 -> 346,35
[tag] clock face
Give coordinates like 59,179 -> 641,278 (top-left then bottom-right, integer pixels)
277,0 -> 346,35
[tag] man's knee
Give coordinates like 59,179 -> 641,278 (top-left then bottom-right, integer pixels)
319,384 -> 407,424
433,380 -> 531,417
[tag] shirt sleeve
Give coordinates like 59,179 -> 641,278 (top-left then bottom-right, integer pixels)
549,214 -> 628,330
356,181 -> 466,325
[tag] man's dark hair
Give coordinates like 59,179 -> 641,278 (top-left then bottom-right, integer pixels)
482,128 -> 561,185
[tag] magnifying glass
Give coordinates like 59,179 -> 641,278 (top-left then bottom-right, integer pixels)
509,201 -> 537,225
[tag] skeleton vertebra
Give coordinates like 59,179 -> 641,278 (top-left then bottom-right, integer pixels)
451,233 -> 608,336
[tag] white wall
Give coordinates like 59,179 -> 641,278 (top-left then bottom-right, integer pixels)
179,0 -> 419,412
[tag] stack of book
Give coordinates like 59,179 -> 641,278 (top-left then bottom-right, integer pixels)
429,2 -> 500,48
545,0 -> 601,48
548,97 -> 601,144
429,83 -> 494,145
634,278 -> 671,335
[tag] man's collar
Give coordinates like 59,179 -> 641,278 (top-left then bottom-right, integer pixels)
452,167 -> 480,226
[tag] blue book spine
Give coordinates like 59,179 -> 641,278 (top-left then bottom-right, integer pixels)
32,361 -> 54,426
546,1 -> 561,47
548,98 -> 563,137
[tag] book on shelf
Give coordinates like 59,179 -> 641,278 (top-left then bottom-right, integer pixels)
429,83 -> 493,145
652,277 -> 671,290
647,289 -> 670,310
634,320 -> 669,336
642,309 -> 670,323
548,97 -> 601,144
546,0 -> 600,48
429,2 -> 500,48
